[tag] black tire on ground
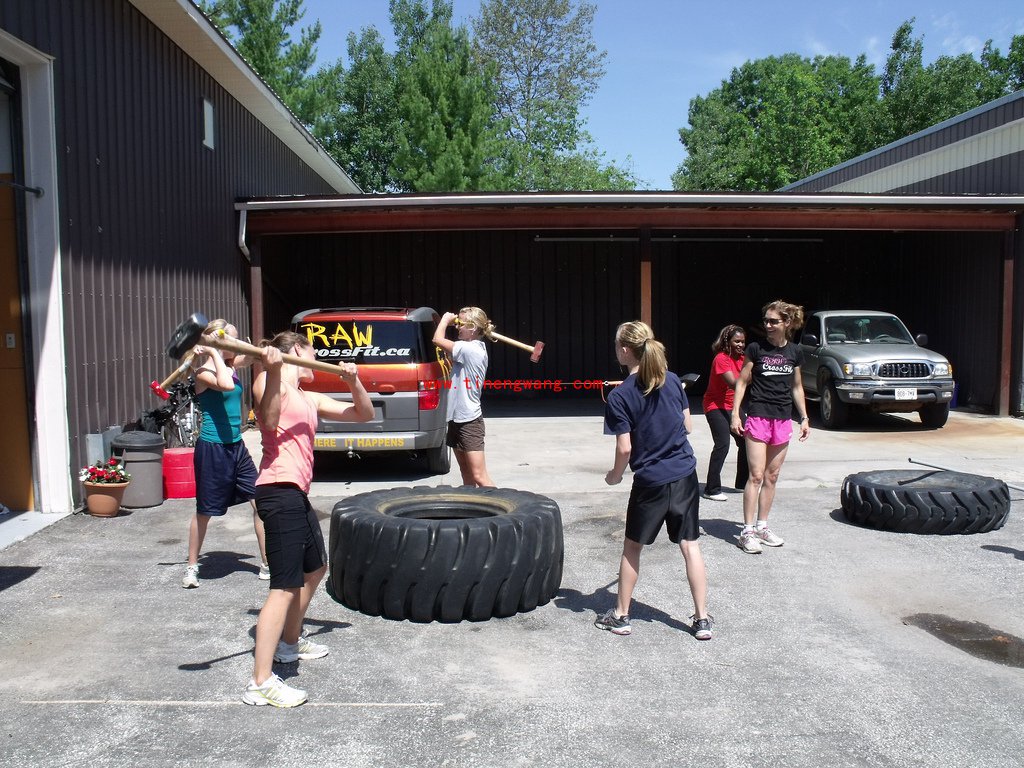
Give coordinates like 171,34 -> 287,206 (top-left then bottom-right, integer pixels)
423,444 -> 451,475
819,378 -> 849,429
327,486 -> 564,622
840,470 -> 1010,534
919,402 -> 950,429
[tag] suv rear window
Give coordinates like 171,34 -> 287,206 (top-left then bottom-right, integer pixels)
295,319 -> 431,364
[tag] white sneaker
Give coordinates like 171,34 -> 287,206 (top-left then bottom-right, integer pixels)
182,564 -> 199,588
737,530 -> 762,554
258,563 -> 271,581
702,492 -> 728,501
756,525 -> 785,547
274,633 -> 329,663
241,674 -> 307,707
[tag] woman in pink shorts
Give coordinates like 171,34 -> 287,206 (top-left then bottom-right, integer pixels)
730,300 -> 810,554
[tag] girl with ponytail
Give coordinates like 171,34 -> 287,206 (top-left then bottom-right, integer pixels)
597,321 -> 713,641
730,299 -> 810,554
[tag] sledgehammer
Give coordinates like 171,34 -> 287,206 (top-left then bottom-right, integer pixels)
484,329 -> 545,362
164,312 -> 355,376
150,350 -> 196,399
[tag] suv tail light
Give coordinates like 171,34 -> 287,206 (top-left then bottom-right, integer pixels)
418,381 -> 441,411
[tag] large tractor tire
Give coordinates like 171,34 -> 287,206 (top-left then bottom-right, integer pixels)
327,486 -> 563,622
840,470 -> 1010,535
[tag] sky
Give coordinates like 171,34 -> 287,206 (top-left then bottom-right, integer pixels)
295,0 -> 1024,190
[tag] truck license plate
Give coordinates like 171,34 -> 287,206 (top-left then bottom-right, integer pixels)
895,388 -> 917,401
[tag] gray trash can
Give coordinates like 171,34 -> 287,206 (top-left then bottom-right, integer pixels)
111,431 -> 166,508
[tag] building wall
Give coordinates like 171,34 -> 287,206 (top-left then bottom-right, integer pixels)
261,230 -> 640,390
259,228 -> 1004,412
0,0 -> 337,498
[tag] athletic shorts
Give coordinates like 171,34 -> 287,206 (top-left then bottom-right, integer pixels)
745,416 -> 793,446
194,439 -> 257,516
255,484 -> 327,590
625,471 -> 700,545
447,416 -> 485,452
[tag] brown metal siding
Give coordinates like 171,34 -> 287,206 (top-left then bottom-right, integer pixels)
1,0 -> 337,487
652,237 -> 825,385
261,230 -> 638,388
653,230 -> 1001,411
256,227 -> 1003,412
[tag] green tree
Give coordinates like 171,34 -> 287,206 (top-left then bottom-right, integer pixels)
471,0 -> 636,190
320,27 -> 401,192
674,18 -> 1023,191
198,0 -> 340,134
392,13 -> 503,191
980,38 -> 1024,92
877,20 -> 1013,145
674,54 -> 880,191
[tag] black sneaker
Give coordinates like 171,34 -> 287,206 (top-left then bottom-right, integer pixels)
692,615 -> 714,641
594,608 -> 631,635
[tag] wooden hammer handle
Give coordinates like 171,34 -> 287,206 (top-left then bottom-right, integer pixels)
158,350 -> 196,391
204,333 -> 350,377
485,330 -> 534,353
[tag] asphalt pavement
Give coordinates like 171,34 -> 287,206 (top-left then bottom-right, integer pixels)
1,403 -> 1023,767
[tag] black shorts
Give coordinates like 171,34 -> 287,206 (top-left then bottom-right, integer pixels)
625,471 -> 700,545
447,416 -> 485,451
194,439 -> 257,516
255,484 -> 327,589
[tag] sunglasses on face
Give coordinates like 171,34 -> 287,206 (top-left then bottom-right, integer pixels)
763,318 -> 784,326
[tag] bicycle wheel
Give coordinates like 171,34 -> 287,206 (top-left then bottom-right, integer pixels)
182,402 -> 202,447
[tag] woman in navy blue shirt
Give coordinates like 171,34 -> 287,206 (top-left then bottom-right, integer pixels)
596,321 -> 712,641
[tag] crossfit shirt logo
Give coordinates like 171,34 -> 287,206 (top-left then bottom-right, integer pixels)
761,354 -> 795,377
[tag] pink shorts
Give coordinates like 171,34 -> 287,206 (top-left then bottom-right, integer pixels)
744,416 -> 793,446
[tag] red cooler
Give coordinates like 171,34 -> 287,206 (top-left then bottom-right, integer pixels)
163,447 -> 196,499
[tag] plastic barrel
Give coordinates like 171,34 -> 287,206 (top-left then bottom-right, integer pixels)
111,430 -> 165,508
163,447 -> 196,499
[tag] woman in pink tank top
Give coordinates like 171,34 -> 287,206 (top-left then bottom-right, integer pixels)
241,331 -> 373,708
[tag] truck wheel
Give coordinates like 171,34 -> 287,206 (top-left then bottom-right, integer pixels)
841,470 -> 1009,534
819,378 -> 849,429
327,486 -> 564,622
423,444 -> 451,475
919,403 -> 949,429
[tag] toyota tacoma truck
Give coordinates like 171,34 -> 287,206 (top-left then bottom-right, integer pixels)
798,310 -> 954,429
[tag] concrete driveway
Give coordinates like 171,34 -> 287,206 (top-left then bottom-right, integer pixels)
1,404 -> 1022,767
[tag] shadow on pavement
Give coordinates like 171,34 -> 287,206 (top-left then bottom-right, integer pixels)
0,565 -> 40,592
553,579 -> 694,634
980,544 -> 1024,560
157,551 -> 262,579
699,517 -> 742,546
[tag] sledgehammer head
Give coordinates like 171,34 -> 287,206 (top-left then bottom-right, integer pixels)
530,341 -> 545,363
165,311 -> 208,359
149,381 -> 171,400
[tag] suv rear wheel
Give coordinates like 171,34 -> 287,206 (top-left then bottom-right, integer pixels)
819,375 -> 849,429
424,443 -> 451,474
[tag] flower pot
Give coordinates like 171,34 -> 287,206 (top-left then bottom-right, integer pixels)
83,481 -> 130,517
